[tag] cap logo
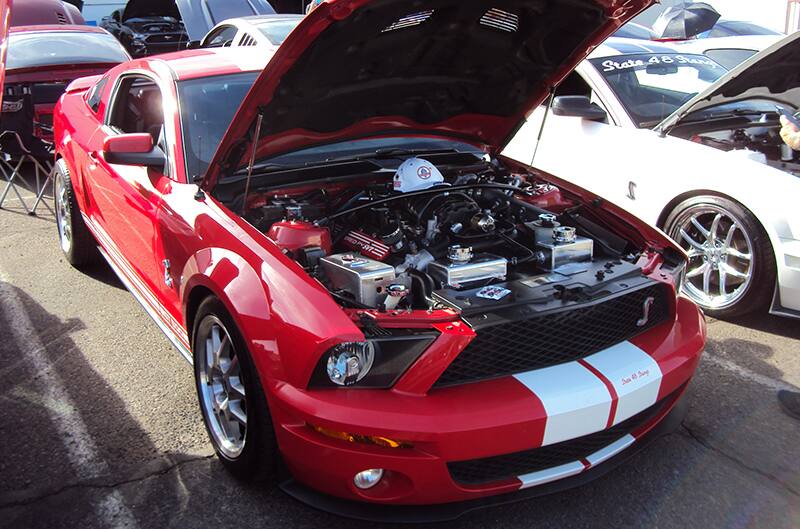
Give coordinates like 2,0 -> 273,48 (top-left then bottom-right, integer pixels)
417,166 -> 432,179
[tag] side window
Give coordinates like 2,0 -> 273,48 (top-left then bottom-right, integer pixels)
205,25 -> 237,48
555,72 -> 592,98
108,75 -> 164,143
87,77 -> 108,114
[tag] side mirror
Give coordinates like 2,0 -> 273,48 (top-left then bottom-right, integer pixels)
103,133 -> 165,168
552,96 -> 608,122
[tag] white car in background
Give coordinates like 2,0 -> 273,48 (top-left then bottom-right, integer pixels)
505,36 -> 800,319
200,14 -> 302,49
669,34 -> 783,69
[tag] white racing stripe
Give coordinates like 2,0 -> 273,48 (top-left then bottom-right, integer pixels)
514,362 -> 612,446
585,434 -> 635,467
0,269 -> 139,528
518,460 -> 585,489
583,341 -> 663,425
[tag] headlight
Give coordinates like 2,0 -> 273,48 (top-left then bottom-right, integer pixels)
311,331 -> 437,389
326,342 -> 375,386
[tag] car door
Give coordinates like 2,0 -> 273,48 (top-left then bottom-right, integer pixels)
91,73 -> 169,304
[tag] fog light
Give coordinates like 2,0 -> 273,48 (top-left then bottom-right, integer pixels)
353,468 -> 384,489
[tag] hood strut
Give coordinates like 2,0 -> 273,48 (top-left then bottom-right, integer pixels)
530,86 -> 556,167
241,112 -> 265,215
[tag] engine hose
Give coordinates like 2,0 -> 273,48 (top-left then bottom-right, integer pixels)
408,268 -> 435,303
316,183 -> 529,225
484,189 -> 550,219
499,232 -> 538,265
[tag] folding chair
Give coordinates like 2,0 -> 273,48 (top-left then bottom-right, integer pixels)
0,131 -> 54,215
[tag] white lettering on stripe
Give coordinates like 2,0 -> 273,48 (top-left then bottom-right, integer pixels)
514,362 -> 611,446
582,341 -> 663,425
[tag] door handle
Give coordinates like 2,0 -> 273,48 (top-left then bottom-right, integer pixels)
88,151 -> 100,163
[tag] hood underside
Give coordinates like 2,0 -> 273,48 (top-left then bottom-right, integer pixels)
205,0 -> 651,190
657,31 -> 800,132
123,0 -> 181,21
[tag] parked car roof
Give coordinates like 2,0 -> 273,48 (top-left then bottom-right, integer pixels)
146,48 -> 273,81
10,0 -> 85,26
10,24 -> 107,34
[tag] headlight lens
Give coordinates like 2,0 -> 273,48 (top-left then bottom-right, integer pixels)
312,332 -> 437,389
326,342 -> 375,386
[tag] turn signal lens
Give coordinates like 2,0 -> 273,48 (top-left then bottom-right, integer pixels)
310,424 -> 412,449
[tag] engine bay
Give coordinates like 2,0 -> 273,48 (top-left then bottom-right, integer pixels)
240,156 -> 650,313
670,105 -> 800,176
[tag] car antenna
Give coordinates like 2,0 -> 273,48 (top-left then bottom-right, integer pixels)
242,112 -> 265,216
530,85 -> 556,167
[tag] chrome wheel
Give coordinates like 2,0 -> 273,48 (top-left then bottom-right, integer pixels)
668,205 -> 754,311
197,316 -> 247,458
55,173 -> 72,254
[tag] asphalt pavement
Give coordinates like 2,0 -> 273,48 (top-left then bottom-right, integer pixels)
0,181 -> 798,529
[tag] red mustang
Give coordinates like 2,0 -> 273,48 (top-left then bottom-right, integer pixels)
53,0 -> 705,519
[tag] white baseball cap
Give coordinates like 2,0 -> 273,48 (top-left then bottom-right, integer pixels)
393,158 -> 444,193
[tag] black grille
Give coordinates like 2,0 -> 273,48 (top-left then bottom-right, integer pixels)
434,284 -> 670,387
448,388 -> 678,486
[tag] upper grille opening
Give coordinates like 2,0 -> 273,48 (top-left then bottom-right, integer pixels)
434,284 -> 670,388
480,8 -> 519,33
382,10 -> 434,32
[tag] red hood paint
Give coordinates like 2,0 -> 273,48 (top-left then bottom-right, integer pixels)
0,0 -> 11,108
202,0 -> 652,190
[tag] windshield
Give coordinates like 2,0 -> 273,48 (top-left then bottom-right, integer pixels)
704,21 -> 781,38
178,71 -> 259,179
7,32 -> 130,70
256,18 -> 301,45
591,53 -> 727,128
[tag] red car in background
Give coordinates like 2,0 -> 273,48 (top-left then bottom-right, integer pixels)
1,25 -> 129,152
52,0 -> 705,520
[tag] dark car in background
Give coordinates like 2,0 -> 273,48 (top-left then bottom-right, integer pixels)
100,0 -> 278,57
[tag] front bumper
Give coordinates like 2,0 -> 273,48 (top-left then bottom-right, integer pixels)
279,389 -> 689,522
266,297 -> 704,510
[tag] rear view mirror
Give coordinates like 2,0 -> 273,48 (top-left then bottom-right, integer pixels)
103,133 -> 166,168
646,63 -> 679,75
552,96 -> 608,122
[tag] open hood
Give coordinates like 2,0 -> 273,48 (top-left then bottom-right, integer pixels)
656,31 -> 800,134
123,0 -> 181,21
203,0 -> 652,190
175,0 -> 276,42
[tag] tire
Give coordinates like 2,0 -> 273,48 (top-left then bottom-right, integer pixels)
54,159 -> 97,266
663,195 -> 776,319
192,296 -> 278,481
